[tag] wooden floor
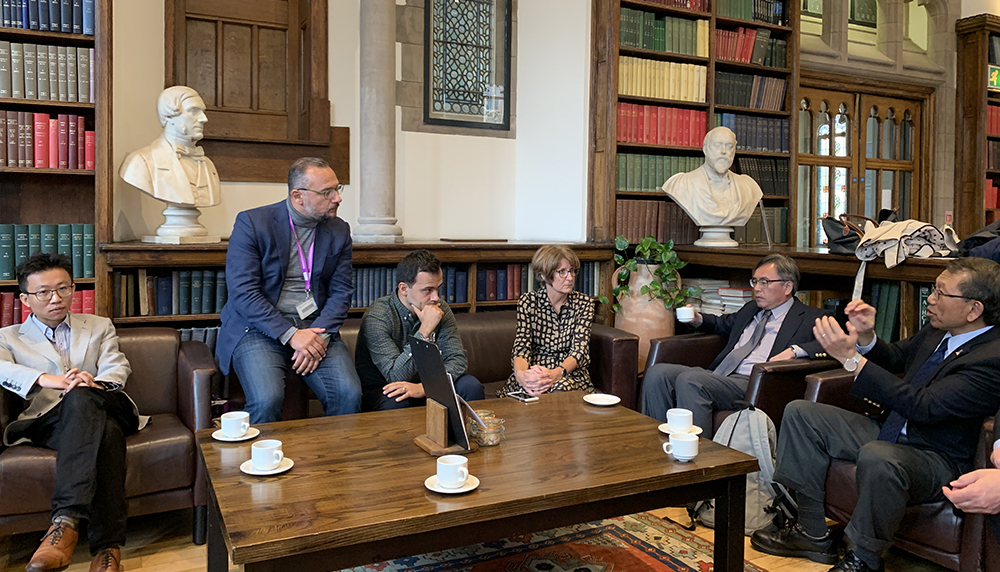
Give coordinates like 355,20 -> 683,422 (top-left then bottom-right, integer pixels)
2,508 -> 950,572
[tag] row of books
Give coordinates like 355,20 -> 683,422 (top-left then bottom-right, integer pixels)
1,288 -> 93,326
2,111 -> 94,169
0,223 -> 94,279
618,56 -> 706,103
734,156 -> 789,195
714,113 -> 789,153
684,278 -> 733,316
616,104 -> 707,147
734,206 -> 788,244
636,0 -> 708,12
986,140 -> 1000,170
351,266 -> 401,308
717,0 -> 786,26
178,326 -> 221,354
1,0 -> 95,34
111,269 -> 227,318
615,199 -> 698,245
715,28 -> 787,68
715,71 -> 786,111
619,9 -> 709,58
870,280 -> 901,342
0,42 -> 94,103
616,154 -> 704,194
988,105 -> 1000,136
985,178 -> 999,209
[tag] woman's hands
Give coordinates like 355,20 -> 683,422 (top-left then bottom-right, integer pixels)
516,365 -> 560,396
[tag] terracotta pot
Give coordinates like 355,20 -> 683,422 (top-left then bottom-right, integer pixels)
613,264 -> 680,372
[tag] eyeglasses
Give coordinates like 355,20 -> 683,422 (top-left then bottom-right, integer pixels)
749,277 -> 789,288
929,286 -> 974,302
296,183 -> 344,199
555,268 -> 579,278
24,284 -> 75,302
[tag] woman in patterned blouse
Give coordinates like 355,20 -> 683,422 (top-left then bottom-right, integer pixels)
498,245 -> 594,397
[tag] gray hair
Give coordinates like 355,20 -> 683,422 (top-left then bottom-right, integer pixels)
946,257 -> 1000,326
156,85 -> 201,127
288,157 -> 332,194
755,253 -> 800,294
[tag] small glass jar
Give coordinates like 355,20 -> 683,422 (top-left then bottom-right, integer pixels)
475,417 -> 505,447
468,410 -> 495,438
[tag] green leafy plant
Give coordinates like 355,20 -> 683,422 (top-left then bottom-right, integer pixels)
598,235 -> 702,315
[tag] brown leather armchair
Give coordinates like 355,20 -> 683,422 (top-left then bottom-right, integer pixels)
0,328 -> 216,545
804,369 -> 991,572
644,333 -> 838,433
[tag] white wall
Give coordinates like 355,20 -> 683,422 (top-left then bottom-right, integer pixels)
113,0 -> 592,242
963,0 -> 1000,17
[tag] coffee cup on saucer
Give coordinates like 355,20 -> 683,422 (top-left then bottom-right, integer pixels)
676,306 -> 696,323
666,408 -> 693,433
221,411 -> 250,439
437,455 -> 469,489
662,433 -> 699,462
251,440 -> 284,471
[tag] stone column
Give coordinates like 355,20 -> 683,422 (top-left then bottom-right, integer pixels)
356,0 -> 404,243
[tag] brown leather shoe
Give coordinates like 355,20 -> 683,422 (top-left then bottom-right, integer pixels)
26,523 -> 79,572
88,548 -> 121,572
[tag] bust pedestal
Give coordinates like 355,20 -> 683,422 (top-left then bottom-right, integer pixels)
694,225 -> 739,248
142,203 -> 221,244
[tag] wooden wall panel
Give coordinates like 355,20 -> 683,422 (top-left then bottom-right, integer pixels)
186,19 -> 217,106
258,28 -> 287,112
205,111 -> 287,139
222,23 -> 253,109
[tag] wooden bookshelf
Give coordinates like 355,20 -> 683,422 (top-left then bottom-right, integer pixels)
955,14 -> 1000,237
589,0 -> 799,246
0,1 -> 112,319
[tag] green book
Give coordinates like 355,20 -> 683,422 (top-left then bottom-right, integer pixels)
616,153 -> 625,191
71,223 -> 84,278
201,269 -> 214,314
83,223 -> 94,278
178,270 -> 192,314
13,225 -> 29,266
215,270 -> 227,313
28,224 -> 41,256
874,280 -> 890,340
40,224 -> 58,254
57,224 -> 72,258
0,224 -> 13,280
190,270 -> 203,315
625,154 -> 634,192
641,154 -> 649,192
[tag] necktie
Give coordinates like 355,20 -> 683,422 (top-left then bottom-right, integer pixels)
714,310 -> 772,377
876,338 -> 949,443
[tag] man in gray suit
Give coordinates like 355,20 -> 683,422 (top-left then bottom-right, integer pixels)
0,253 -> 144,572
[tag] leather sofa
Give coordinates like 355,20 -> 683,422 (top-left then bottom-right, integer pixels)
644,333 -> 838,434
227,310 -> 641,416
805,369 -> 992,572
0,328 -> 216,545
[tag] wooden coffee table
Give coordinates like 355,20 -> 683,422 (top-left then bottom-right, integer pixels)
199,391 -> 758,572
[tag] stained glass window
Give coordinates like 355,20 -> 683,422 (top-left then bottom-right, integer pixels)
425,0 -> 511,129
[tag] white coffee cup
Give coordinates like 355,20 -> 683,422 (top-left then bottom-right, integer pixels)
437,454 -> 470,489
667,408 -> 693,433
676,306 -> 695,323
251,439 -> 284,471
221,411 -> 250,438
662,433 -> 699,462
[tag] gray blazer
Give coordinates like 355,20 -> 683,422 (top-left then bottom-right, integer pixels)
0,313 -> 147,446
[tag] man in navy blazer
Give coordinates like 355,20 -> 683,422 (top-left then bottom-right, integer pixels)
752,258 -> 1000,572
641,254 -> 827,435
217,157 -> 361,423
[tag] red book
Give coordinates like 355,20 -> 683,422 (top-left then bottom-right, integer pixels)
57,114 -> 69,169
512,264 -> 521,298
33,113 -> 49,168
23,111 -> 33,168
657,106 -> 667,145
649,107 -> 658,145
71,290 -> 83,314
68,114 -> 78,170
5,111 -> 16,167
506,264 -> 516,301
1,292 -> 13,327
665,108 -> 674,146
637,105 -> 645,144
743,29 -> 757,63
77,116 -> 85,166
616,103 -> 623,142
17,111 -> 26,168
85,131 -> 95,170
82,289 -> 95,314
486,270 -> 497,301
48,119 -> 58,168
630,104 -> 637,143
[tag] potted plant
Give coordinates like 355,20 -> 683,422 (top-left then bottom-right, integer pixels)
601,235 -> 701,370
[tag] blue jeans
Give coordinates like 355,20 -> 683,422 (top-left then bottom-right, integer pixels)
231,329 -> 362,424
362,374 -> 486,411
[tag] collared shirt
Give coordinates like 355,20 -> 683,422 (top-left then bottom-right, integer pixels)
732,297 -> 798,376
28,313 -> 122,392
172,141 -> 213,207
354,294 -> 468,389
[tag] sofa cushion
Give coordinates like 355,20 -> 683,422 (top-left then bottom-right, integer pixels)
0,413 -> 195,517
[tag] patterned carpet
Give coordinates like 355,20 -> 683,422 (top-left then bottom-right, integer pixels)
343,512 -> 769,572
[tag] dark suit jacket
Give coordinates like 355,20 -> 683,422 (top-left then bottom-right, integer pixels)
852,325 -> 1000,472
696,298 -> 828,371
216,200 -> 354,375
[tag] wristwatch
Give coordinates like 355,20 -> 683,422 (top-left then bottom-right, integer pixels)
843,352 -> 863,373
557,366 -> 567,378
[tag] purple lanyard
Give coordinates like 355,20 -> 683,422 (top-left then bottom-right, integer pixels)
288,214 -> 314,293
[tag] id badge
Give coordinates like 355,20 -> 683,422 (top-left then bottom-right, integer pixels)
296,296 -> 319,320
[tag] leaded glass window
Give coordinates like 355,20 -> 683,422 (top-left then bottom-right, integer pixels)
425,0 -> 512,129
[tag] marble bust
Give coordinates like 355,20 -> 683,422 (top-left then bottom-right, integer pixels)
661,126 -> 762,247
119,85 -> 221,208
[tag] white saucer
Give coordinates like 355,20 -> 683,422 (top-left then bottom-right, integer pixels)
658,423 -> 703,436
583,394 -> 621,406
239,457 -> 294,476
424,474 -> 481,494
212,427 -> 260,442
